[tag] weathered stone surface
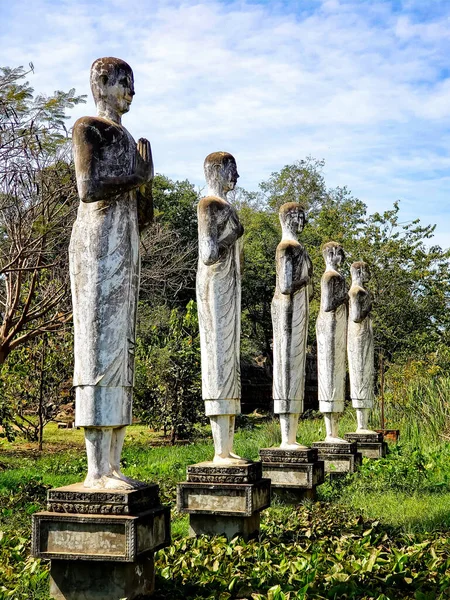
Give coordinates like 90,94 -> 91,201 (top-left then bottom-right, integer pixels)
344,433 -> 387,459
189,512 -> 260,541
32,507 -> 170,562
187,460 -> 262,484
316,242 -> 348,442
312,441 -> 361,474
197,152 -> 244,462
47,483 -> 161,515
49,556 -> 154,600
177,479 -> 270,517
271,203 -> 312,448
261,461 -> 324,489
259,447 -> 318,464
70,57 -> 153,489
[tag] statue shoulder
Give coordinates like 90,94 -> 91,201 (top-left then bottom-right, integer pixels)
198,195 -> 230,217
349,285 -> 367,299
73,116 -> 123,147
276,240 -> 301,258
323,270 -> 344,285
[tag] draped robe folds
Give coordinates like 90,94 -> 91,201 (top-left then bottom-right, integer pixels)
272,244 -> 310,415
196,198 -> 243,417
316,275 -> 347,414
70,118 -> 140,427
347,292 -> 374,409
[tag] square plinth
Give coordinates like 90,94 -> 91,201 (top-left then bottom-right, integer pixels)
259,447 -> 318,464
186,460 -> 262,484
344,433 -> 388,459
32,506 -> 170,562
46,483 -> 161,515
49,556 -> 154,600
311,442 -> 361,475
177,478 -> 270,517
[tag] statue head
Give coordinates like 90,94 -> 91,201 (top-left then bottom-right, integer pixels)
322,241 -> 345,269
204,152 -> 239,194
279,202 -> 306,235
90,57 -> 135,117
351,261 -> 370,284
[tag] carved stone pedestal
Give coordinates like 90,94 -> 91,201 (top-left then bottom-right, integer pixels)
259,448 -> 324,502
177,461 -> 270,540
344,432 -> 388,459
32,483 -> 170,600
311,441 -> 362,477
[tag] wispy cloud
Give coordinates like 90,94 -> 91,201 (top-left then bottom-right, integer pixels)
1,0 -> 450,247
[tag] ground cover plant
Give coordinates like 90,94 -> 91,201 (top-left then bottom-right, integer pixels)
1,383 -> 450,600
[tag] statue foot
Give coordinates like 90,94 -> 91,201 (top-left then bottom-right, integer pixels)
83,473 -> 133,490
356,427 -> 377,434
280,442 -> 308,450
324,435 -> 348,444
111,469 -> 147,489
213,454 -> 249,465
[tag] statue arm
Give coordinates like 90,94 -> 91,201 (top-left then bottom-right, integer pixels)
278,250 -> 294,295
136,139 -> 154,233
73,123 -> 152,203
350,289 -> 372,323
322,275 -> 348,312
198,202 -> 220,265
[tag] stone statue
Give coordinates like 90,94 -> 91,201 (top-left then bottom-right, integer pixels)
348,261 -> 375,432
272,203 -> 312,449
316,242 -> 348,443
196,151 -> 244,463
70,57 -> 153,489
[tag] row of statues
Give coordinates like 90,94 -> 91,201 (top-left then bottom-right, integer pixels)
70,57 -> 374,488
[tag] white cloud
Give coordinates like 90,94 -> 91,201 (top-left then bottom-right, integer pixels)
1,0 -> 450,248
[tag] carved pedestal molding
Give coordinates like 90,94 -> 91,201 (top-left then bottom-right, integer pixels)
177,462 -> 270,540
259,448 -> 324,502
344,432 -> 387,459
32,485 -> 170,600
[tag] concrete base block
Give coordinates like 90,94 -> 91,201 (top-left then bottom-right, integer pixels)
344,432 -> 388,458
50,556 -> 154,600
189,512 -> 260,540
311,441 -> 362,476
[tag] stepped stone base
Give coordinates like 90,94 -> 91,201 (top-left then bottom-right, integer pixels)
311,441 -> 362,476
177,460 -> 270,540
32,483 -> 170,600
259,448 -> 324,503
344,432 -> 388,459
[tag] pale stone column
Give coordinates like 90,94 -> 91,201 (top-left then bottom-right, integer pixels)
272,202 -> 312,449
316,242 -> 348,443
347,261 -> 375,432
70,57 -> 153,489
196,152 -> 244,463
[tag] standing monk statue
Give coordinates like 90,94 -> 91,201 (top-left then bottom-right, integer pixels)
347,261 -> 375,432
70,57 -> 153,489
196,152 -> 244,463
316,242 -> 348,443
272,203 -> 312,449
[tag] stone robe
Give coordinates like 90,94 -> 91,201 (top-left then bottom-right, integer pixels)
70,117 -> 140,427
272,242 -> 310,414
316,273 -> 347,413
196,196 -> 243,416
347,288 -> 374,409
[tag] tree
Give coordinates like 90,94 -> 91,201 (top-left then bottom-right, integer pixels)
134,300 -> 203,442
0,65 -> 85,365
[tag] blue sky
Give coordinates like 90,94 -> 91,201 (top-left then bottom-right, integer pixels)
1,0 -> 450,248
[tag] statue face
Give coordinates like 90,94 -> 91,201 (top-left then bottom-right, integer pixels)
97,68 -> 135,115
353,263 -> 370,283
222,160 -> 239,192
283,209 -> 305,234
325,245 -> 344,269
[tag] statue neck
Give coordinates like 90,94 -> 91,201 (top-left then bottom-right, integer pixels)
208,183 -> 228,201
97,102 -> 122,124
325,259 -> 339,273
281,224 -> 298,243
352,276 -> 365,288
